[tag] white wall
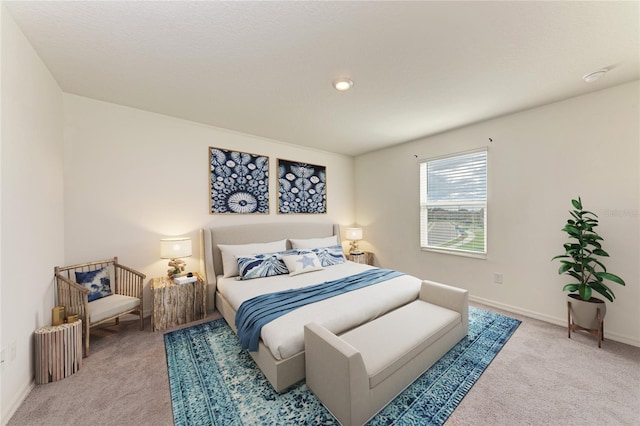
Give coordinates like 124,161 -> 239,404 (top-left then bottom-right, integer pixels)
63,94 -> 355,314
0,7 -> 65,423
355,81 -> 640,346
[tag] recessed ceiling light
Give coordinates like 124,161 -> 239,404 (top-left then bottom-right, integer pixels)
582,69 -> 608,83
333,78 -> 353,91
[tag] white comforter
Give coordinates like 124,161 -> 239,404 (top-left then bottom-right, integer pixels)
218,262 -> 422,360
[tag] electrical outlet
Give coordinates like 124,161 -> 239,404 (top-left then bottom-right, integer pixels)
10,341 -> 16,361
493,272 -> 504,284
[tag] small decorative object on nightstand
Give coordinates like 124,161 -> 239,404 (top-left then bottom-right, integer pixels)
160,237 -> 192,277
151,272 -> 206,332
348,251 -> 374,265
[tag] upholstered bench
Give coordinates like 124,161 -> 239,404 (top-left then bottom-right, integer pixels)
304,280 -> 468,426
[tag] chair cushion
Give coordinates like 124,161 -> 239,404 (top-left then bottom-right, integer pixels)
340,300 -> 460,388
75,267 -> 112,302
89,294 -> 140,323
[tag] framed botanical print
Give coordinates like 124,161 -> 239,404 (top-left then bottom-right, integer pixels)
277,159 -> 326,214
209,147 -> 269,214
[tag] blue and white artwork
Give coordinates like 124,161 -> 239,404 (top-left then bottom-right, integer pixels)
210,147 -> 269,214
277,159 -> 326,214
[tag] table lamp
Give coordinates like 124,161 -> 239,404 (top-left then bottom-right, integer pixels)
160,237 -> 192,277
345,228 -> 364,255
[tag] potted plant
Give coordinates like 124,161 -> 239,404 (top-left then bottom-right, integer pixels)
552,197 -> 625,344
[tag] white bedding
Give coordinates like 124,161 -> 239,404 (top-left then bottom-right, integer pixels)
218,262 -> 422,360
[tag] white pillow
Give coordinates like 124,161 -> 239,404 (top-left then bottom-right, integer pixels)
289,235 -> 338,250
282,253 -> 324,276
218,239 -> 287,277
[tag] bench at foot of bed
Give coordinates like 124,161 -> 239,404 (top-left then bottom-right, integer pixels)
304,280 -> 468,426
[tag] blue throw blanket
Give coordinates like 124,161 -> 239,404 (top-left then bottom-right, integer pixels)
235,268 -> 404,351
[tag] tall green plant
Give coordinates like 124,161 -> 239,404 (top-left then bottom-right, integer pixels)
552,197 -> 625,302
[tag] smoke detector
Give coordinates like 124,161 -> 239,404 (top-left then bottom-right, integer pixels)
582,69 -> 608,83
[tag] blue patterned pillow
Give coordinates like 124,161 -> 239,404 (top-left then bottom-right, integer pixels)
300,244 -> 346,267
236,250 -> 297,280
75,267 -> 112,302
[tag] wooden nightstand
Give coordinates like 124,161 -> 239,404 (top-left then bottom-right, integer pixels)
151,272 -> 206,332
347,252 -> 374,265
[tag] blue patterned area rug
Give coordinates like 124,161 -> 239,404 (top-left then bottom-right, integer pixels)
164,306 -> 520,426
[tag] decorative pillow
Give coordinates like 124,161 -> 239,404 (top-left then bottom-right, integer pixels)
218,239 -> 287,278
289,235 -> 338,250
282,253 -> 324,276
236,250 -> 297,280
75,267 -> 112,302
300,244 -> 346,267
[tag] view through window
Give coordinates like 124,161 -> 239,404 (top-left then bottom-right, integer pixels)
419,149 -> 487,255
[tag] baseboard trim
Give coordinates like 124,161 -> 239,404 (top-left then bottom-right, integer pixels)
469,295 -> 640,348
1,379 -> 35,426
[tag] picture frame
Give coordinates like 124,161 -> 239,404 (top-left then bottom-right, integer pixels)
209,147 -> 269,214
277,159 -> 326,214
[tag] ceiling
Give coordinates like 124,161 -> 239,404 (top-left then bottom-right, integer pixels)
5,1 -> 639,157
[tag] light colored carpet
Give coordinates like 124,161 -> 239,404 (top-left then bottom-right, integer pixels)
8,303 -> 640,426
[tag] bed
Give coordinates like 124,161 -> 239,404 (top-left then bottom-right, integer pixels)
200,222 -> 422,392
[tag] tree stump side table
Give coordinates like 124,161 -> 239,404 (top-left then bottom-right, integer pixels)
35,320 -> 83,384
347,251 -> 374,265
151,272 -> 206,332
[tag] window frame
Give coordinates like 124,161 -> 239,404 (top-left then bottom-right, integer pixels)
419,148 -> 488,259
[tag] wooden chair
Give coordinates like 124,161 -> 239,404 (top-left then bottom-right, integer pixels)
54,257 -> 145,357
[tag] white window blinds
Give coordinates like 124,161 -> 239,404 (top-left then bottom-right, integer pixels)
419,149 -> 487,255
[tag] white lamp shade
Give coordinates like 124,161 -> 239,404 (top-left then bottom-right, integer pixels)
346,228 -> 363,241
160,237 -> 192,259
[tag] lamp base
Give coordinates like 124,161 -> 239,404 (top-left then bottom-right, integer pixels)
167,258 -> 187,277
349,240 -> 362,254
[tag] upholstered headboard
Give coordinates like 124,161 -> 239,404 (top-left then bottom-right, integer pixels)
200,222 -> 340,285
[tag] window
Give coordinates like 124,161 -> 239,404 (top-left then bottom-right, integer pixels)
419,149 -> 487,256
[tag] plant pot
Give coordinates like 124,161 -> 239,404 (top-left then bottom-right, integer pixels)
567,294 -> 606,330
